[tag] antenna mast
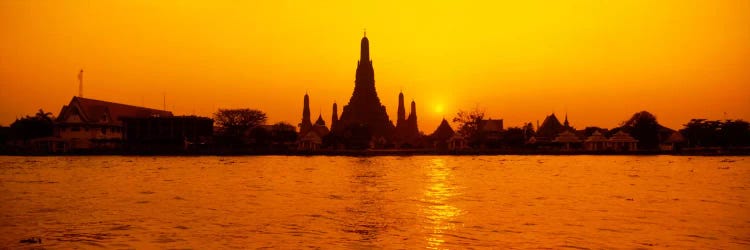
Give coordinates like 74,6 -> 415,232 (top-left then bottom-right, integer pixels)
77,69 -> 84,97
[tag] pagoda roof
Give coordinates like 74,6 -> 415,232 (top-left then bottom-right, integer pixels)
584,131 -> 608,142
553,130 -> 581,143
430,119 -> 455,141
609,131 -> 638,142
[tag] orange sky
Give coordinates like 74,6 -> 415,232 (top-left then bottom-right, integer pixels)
1,1 -> 748,132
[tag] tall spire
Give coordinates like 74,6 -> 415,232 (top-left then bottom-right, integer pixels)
336,33 -> 394,144
409,100 -> 417,121
407,100 -> 418,134
347,31 -> 381,109
331,102 -> 338,130
397,91 -> 406,127
564,113 -> 570,128
300,93 -> 312,133
360,33 -> 370,62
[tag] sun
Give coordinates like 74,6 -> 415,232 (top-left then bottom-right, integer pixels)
434,104 -> 444,114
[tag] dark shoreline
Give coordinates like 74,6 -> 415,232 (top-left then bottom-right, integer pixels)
2,148 -> 748,157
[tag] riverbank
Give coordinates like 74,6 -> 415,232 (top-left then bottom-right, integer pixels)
2,147 -> 749,156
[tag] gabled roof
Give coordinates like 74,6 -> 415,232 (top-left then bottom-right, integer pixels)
584,131 -> 608,142
537,113 -> 566,138
609,131 -> 638,142
299,130 -> 323,144
430,119 -> 455,141
553,130 -> 581,143
301,124 -> 329,138
57,96 -> 173,125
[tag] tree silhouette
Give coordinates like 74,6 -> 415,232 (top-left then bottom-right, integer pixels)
213,108 -> 267,137
35,109 -> 53,122
621,111 -> 660,149
271,122 -> 297,144
721,120 -> 750,146
10,109 -> 54,141
452,107 -> 485,146
681,119 -> 750,147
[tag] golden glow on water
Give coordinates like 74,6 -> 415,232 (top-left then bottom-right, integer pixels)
1,156 -> 749,248
423,158 -> 462,249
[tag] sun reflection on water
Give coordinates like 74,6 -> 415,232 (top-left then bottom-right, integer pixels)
423,158 -> 462,249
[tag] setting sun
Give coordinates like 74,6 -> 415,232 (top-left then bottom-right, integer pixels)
434,104 -> 445,114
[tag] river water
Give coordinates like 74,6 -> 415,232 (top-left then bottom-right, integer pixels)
0,156 -> 748,249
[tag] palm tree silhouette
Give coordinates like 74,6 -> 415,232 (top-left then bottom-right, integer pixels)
34,109 -> 53,122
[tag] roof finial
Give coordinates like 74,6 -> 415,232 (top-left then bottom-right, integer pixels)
364,28 -> 366,37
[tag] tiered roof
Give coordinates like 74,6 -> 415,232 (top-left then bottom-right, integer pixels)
609,131 -> 638,142
553,130 -> 581,143
585,131 -> 608,142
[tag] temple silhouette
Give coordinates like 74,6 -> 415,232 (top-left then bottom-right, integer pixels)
298,33 -> 421,149
7,33 -> 736,155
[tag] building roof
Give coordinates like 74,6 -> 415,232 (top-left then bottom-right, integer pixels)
430,119 -> 455,141
448,133 -> 466,142
537,113 -> 566,138
299,130 -> 323,144
664,131 -> 686,143
584,131 -> 608,142
479,119 -> 503,132
301,124 -> 329,139
609,131 -> 638,142
553,130 -> 581,143
314,114 -> 326,126
57,96 -> 172,125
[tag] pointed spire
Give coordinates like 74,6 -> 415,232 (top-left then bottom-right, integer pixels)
331,101 -> 338,130
397,92 -> 406,127
408,99 -> 418,134
340,32 -> 392,141
360,31 -> 370,62
410,99 -> 417,115
315,113 -> 326,126
300,93 -> 312,133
